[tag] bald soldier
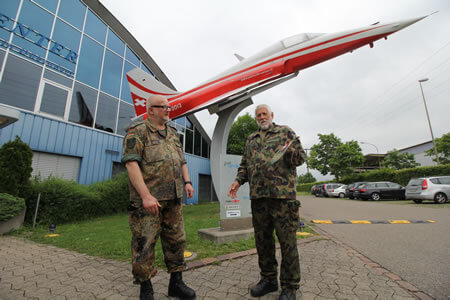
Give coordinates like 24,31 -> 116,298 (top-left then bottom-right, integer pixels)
122,95 -> 196,300
228,104 -> 306,300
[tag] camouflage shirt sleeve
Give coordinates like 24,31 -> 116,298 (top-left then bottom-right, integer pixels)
235,136 -> 251,185
283,127 -> 306,167
121,126 -> 144,164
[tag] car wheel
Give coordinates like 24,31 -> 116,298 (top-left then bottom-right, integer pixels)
371,192 -> 381,201
413,199 -> 422,204
339,193 -> 345,198
434,192 -> 448,204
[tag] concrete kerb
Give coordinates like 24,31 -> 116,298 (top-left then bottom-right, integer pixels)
185,235 -> 324,271
310,224 -> 434,300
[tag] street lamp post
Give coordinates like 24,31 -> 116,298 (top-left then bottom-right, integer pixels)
418,78 -> 440,164
360,141 -> 381,168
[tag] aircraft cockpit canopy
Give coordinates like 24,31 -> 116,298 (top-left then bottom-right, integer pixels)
282,33 -> 324,48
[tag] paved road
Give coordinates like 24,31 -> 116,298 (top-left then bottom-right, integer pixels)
299,195 -> 450,299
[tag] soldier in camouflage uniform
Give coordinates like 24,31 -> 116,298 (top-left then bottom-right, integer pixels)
122,95 -> 196,300
228,104 -> 306,300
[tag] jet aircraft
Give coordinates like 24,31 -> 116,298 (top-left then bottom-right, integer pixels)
126,15 -> 428,120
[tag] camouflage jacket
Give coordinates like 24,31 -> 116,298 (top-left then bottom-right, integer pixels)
121,118 -> 186,206
235,123 -> 306,200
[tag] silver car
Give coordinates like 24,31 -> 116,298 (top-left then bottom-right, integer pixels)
405,176 -> 450,204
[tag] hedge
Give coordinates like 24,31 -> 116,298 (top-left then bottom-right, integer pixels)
25,172 -> 129,225
0,193 -> 26,222
297,164 -> 450,192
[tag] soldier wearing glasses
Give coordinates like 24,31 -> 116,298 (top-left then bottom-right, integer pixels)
122,95 -> 196,300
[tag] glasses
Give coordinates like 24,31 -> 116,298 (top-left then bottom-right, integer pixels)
151,105 -> 172,111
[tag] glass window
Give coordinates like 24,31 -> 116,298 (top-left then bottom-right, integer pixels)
0,54 -> 42,110
117,101 -> 135,136
44,69 -> 73,88
100,49 -> 123,97
33,0 -> 58,13
201,137 -> 209,158
39,83 -> 68,117
141,63 -> 154,76
57,0 -> 86,30
185,117 -> 193,129
76,35 -> 103,88
376,183 -> 389,188
0,49 -> 5,66
12,0 -> 54,58
95,93 -> 118,133
84,9 -> 106,44
0,0 -> 21,42
120,60 -> 135,104
125,46 -> 139,66
194,127 -> 201,156
47,19 -> 81,73
185,129 -> 193,154
106,28 -> 124,56
439,177 -> 450,184
178,133 -> 184,149
175,117 -> 185,126
69,82 -> 97,127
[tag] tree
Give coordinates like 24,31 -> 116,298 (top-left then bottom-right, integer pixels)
297,172 -> 316,184
425,132 -> 450,165
307,133 -> 364,181
381,149 -> 419,170
0,136 -> 33,198
226,113 -> 259,155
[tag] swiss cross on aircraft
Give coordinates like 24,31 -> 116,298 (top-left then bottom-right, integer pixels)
127,15 -> 430,120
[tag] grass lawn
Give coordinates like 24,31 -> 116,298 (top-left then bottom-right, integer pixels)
13,202 -> 315,269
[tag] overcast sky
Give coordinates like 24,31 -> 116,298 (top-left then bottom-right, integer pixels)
101,0 -> 450,180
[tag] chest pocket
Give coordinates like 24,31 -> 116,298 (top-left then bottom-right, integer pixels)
143,139 -> 166,163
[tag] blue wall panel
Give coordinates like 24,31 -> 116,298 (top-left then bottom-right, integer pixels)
0,112 -> 212,204
185,154 -> 211,205
0,111 -> 124,184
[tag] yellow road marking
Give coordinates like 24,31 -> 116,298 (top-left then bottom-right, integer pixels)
311,220 -> 333,224
350,220 -> 371,224
390,220 -> 411,224
427,220 -> 436,223
296,232 -> 311,236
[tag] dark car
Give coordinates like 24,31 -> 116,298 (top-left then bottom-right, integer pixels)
345,182 -> 367,199
354,181 -> 405,201
313,184 -> 324,197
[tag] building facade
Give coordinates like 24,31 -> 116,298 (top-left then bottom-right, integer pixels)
0,0 -> 213,204
398,141 -> 437,167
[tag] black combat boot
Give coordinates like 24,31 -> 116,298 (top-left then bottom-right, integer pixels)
278,289 -> 296,300
250,278 -> 278,297
168,272 -> 196,299
139,280 -> 154,300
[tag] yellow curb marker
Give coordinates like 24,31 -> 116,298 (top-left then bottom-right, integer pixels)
296,232 -> 311,236
350,220 -> 371,224
44,234 -> 60,237
390,220 -> 411,224
427,220 -> 436,223
311,220 -> 333,224
184,251 -> 193,258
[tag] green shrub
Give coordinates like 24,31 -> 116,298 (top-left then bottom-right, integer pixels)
0,136 -> 33,198
25,173 -> 130,225
0,193 -> 25,222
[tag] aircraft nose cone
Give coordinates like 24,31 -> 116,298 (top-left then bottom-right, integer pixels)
391,15 -> 428,31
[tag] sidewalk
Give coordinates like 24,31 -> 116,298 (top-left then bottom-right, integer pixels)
0,232 -> 425,299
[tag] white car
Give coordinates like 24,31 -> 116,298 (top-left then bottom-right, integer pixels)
405,176 -> 450,204
329,185 -> 347,198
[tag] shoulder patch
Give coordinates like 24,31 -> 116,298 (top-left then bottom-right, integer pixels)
127,138 -> 136,149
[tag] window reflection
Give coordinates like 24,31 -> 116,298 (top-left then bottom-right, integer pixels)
69,82 -> 97,127
33,0 -> 58,13
76,35 -> 103,88
125,46 -> 139,66
107,28 -> 124,56
40,83 -> 68,117
120,61 -> 134,104
85,9 -> 106,44
100,49 -> 123,97
194,127 -> 201,156
201,136 -> 209,158
185,129 -> 193,154
58,0 -> 86,30
117,101 -> 135,136
95,93 -> 118,133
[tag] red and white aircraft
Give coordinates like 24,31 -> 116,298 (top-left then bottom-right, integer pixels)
127,15 -> 427,120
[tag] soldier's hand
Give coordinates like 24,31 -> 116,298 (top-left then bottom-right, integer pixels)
185,183 -> 194,199
143,195 -> 161,215
228,181 -> 240,199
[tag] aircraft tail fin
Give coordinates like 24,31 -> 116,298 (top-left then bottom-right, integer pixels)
234,53 -> 245,61
126,68 -> 180,117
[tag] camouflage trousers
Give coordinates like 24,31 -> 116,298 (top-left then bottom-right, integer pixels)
251,198 -> 301,290
128,198 -> 186,283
